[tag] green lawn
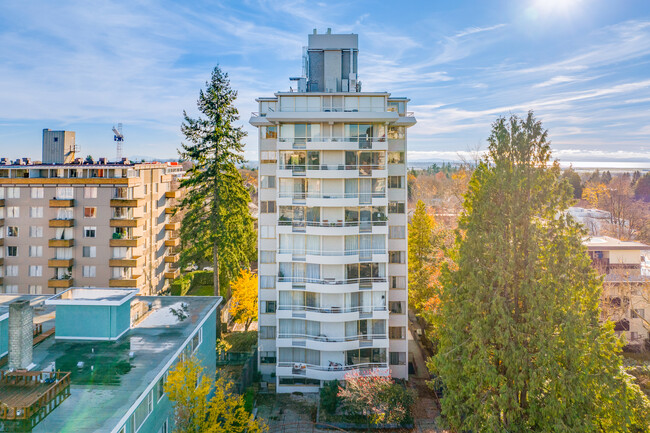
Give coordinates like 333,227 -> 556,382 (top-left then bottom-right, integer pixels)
224,331 -> 258,352
186,285 -> 214,296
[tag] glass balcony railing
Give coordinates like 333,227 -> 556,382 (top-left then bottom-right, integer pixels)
278,192 -> 386,200
277,276 -> 386,285
278,164 -> 386,172
277,305 -> 387,314
278,248 -> 386,257
277,362 -> 388,374
278,220 -> 387,228
277,333 -> 387,342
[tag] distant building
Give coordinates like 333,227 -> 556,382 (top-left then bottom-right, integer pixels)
250,30 -> 415,392
585,236 -> 650,347
0,134 -> 184,295
0,289 -> 221,432
42,129 -> 76,164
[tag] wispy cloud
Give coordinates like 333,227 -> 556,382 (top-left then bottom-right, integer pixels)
454,23 -> 507,38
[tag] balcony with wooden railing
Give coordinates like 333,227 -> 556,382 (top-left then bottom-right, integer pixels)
48,277 -> 73,288
49,199 -> 74,208
0,370 -> 71,424
48,239 -> 74,248
48,258 -> 73,268
48,218 -> 74,228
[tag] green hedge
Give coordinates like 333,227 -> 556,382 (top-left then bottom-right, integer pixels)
170,270 -> 214,296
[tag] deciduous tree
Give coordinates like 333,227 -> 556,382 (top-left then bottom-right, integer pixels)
165,356 -> 266,433
229,269 -> 258,331
431,112 -> 650,432
178,66 -> 256,296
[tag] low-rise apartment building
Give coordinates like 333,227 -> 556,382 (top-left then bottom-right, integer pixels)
585,236 -> 650,347
0,290 -> 221,432
0,150 -> 183,295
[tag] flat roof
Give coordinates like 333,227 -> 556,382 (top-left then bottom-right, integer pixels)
584,236 -> 650,250
0,295 -> 221,432
46,287 -> 138,306
0,295 -> 54,322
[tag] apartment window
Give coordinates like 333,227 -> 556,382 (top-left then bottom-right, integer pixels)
388,201 -> 405,214
261,301 -> 277,313
389,301 -> 405,314
632,309 -> 645,319
30,207 -> 43,218
31,187 -> 44,199
388,176 -> 404,189
260,151 -> 277,163
84,226 -> 97,238
83,266 -> 97,278
28,265 -> 43,277
7,187 -> 20,199
262,126 -> 278,139
6,265 -> 18,277
7,247 -> 17,257
156,375 -> 167,402
260,251 -> 276,264
260,275 -> 276,289
389,351 -> 406,365
260,201 -> 276,213
132,389 -> 154,432
82,207 -> 97,218
390,276 -> 406,289
387,152 -> 405,164
4,285 -> 18,294
29,226 -> 43,238
389,226 -> 405,239
28,285 -> 42,295
259,326 -> 276,339
260,226 -> 275,239
29,246 -> 43,258
260,351 -> 277,364
387,126 -> 405,140
261,175 -> 276,188
84,187 -> 98,199
7,227 -> 18,237
389,327 -> 406,339
7,207 -> 19,218
56,187 -> 74,199
83,246 -> 97,258
389,251 -> 405,264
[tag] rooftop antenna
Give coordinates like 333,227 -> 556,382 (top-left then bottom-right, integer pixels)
112,123 -> 124,161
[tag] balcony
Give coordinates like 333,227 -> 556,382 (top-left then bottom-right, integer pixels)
0,258 -> 3,266
277,220 -> 387,236
110,218 -> 144,228
49,199 -> 74,208
277,137 -> 388,152
0,218 -> 4,227
165,222 -> 180,231
165,253 -> 180,263
48,258 -> 73,268
109,274 -> 144,288
110,198 -> 144,207
277,248 -> 387,266
277,191 -> 387,208
49,219 -> 74,228
48,239 -> 74,248
277,305 -> 389,322
48,278 -> 73,288
277,277 -> 388,294
276,362 -> 389,382
165,207 -> 177,215
164,268 -> 180,280
109,256 -> 144,267
165,238 -> 180,247
277,164 -> 387,179
109,237 -> 144,247
0,199 -> 4,207
0,238 -> 4,247
165,190 -> 179,199
276,333 -> 388,351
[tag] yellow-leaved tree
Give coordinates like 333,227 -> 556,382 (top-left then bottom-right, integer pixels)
164,355 -> 266,433
229,269 -> 258,331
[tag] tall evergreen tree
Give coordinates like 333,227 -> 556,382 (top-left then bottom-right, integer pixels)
409,200 -> 436,313
432,112 -> 649,432
178,66 -> 256,296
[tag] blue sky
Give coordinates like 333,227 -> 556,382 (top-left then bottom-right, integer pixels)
1,0 -> 649,167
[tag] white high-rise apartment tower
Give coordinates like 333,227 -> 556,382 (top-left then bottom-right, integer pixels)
251,30 -> 415,392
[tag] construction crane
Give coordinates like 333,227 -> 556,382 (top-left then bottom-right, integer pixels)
113,123 -> 124,161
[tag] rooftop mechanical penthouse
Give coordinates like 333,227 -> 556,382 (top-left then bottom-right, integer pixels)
250,29 -> 416,392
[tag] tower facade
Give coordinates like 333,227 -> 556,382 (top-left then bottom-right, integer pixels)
251,30 -> 415,392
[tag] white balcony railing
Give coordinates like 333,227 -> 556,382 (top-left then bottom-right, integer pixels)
278,164 -> 386,172
278,192 -> 386,200
278,249 -> 386,257
277,333 -> 387,342
278,305 -> 387,314
277,277 -> 386,285
277,362 -> 388,374
278,220 -> 387,229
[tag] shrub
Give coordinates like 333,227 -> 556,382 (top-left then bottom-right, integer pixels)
338,372 -> 415,425
320,380 -> 339,414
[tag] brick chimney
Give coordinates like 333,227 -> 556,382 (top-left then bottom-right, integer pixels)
8,300 -> 33,370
